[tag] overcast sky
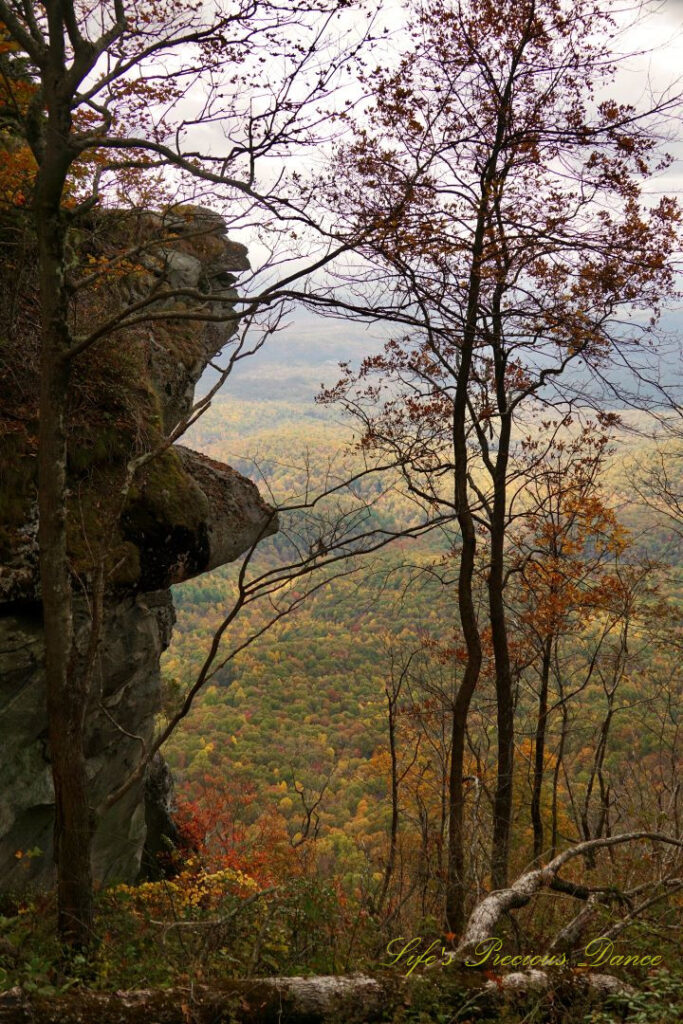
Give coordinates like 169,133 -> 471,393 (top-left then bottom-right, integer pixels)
190,0 -> 683,404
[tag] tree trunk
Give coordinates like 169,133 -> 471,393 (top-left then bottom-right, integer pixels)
36,130 -> 95,946
445,499 -> 483,930
551,699 -> 568,859
443,196 -> 486,932
489,413 -> 514,890
377,686 -> 399,913
531,635 -> 552,860
446,674 -> 479,933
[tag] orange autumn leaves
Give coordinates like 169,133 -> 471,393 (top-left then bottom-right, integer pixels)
0,18 -> 176,213
513,423 -> 631,643
0,22 -> 37,208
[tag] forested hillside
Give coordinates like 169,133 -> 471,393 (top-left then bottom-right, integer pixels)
2,0 -> 682,1020
162,396 -> 682,956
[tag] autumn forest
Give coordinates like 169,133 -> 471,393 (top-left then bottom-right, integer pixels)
0,1 -> 681,1023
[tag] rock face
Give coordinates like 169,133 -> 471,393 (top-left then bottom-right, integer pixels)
0,594 -> 175,890
0,208 -> 277,892
122,446 -> 276,592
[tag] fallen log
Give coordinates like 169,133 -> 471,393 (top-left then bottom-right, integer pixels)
0,969 -> 639,1024
452,832 -> 682,962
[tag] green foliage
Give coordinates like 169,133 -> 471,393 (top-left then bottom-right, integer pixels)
584,970 -> 683,1024
0,870 -> 379,992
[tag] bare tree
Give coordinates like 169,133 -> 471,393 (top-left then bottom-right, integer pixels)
318,0 -> 680,928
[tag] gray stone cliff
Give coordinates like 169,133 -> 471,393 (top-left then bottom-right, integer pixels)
0,208 -> 277,892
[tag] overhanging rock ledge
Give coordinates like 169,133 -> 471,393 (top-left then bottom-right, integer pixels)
0,207 -> 277,891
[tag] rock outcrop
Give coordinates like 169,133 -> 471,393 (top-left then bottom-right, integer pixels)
0,593 -> 176,890
0,207 -> 277,892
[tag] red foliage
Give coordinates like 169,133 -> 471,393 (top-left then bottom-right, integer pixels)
173,774 -> 297,886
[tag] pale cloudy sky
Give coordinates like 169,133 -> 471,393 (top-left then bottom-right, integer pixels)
188,0 -> 683,401
615,2 -> 683,197
221,0 -> 683,269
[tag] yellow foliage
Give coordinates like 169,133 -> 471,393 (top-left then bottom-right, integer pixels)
110,865 -> 260,918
